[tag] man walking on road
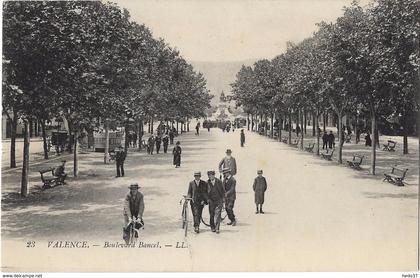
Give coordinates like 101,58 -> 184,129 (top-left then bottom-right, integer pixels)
219,149 -> 237,177
173,141 -> 182,168
206,170 -> 225,233
240,129 -> 245,147
148,135 -> 155,154
322,131 -> 328,149
222,168 -> 236,226
155,136 -> 162,154
115,146 -> 126,178
195,123 -> 200,135
187,172 -> 208,233
169,129 -> 175,145
162,135 -> 169,153
253,170 -> 267,214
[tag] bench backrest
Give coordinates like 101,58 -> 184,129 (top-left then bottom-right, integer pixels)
391,167 -> 408,178
39,168 -> 54,174
388,140 -> 397,147
352,155 -> 364,163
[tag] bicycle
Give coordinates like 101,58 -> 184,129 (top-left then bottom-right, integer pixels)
125,216 -> 144,245
179,195 -> 193,237
200,203 -> 228,228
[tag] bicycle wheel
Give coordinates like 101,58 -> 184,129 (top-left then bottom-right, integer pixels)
221,206 -> 228,222
181,204 -> 187,229
200,208 -> 211,227
184,205 -> 188,237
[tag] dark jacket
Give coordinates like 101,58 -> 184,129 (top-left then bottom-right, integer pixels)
219,156 -> 237,175
187,180 -> 208,204
223,175 -> 236,200
253,176 -> 267,204
162,136 -> 169,145
207,178 -> 225,204
116,150 -> 126,163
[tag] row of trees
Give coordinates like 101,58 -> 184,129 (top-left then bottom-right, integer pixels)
232,0 -> 419,175
3,1 -> 212,196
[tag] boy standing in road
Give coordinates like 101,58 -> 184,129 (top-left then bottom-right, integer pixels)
253,170 -> 267,214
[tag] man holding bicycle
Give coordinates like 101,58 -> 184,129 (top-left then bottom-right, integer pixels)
206,170 -> 225,233
222,167 -> 236,226
123,183 -> 145,234
187,171 -> 208,233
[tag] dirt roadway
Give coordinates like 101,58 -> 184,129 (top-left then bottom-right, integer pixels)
1,128 -> 418,271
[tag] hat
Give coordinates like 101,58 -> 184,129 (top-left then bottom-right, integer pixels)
194,171 -> 201,176
226,149 -> 232,154
222,167 -> 231,174
207,170 -> 215,175
176,141 -> 180,145
61,160 -> 67,163
257,170 -> 263,174
128,183 -> 139,189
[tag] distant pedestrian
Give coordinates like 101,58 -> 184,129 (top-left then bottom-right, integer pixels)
222,167 -> 236,226
173,141 -> 182,168
218,149 -> 237,177
322,131 -> 328,149
240,129 -> 245,147
132,132 -> 137,147
115,145 -> 126,178
169,129 -> 175,145
296,124 -> 301,137
327,131 -> 335,149
253,170 -> 267,214
155,136 -> 162,154
162,135 -> 169,153
365,132 -> 372,146
147,135 -> 155,155
196,123 -> 200,135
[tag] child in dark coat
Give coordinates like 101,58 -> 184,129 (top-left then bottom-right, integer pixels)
253,170 -> 267,214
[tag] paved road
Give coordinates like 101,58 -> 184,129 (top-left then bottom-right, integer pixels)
1,128 -> 418,271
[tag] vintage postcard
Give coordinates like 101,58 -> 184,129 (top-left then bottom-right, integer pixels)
1,0 -> 419,274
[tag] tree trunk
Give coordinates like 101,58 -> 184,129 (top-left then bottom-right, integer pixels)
151,117 -> 154,134
41,119 -> 49,159
374,120 -> 380,149
277,113 -> 282,142
148,119 -> 151,134
403,131 -> 408,154
247,113 -> 250,131
370,113 -> 376,175
124,122 -> 129,153
20,120 -> 30,197
270,113 -> 274,138
316,112 -> 320,156
73,131 -> 79,177
104,121 -> 110,164
10,113 -> 17,168
288,112 -> 292,145
187,119 -> 190,132
304,110 -> 307,135
337,113 -> 343,164
355,113 -> 359,144
323,113 -> 326,132
138,119 -> 144,151
312,113 -> 316,136
176,121 -> 179,133
300,109 -> 304,149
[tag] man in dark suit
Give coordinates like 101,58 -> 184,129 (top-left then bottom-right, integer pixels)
155,136 -> 162,154
115,146 -> 126,178
187,171 -> 208,233
222,167 -> 236,226
206,170 -> 225,233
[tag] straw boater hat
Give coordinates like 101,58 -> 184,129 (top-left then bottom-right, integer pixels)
222,167 -> 231,174
128,183 -> 139,189
257,170 -> 263,174
207,170 -> 215,175
194,171 -> 201,176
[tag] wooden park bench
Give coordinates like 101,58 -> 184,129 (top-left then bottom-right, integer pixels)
383,140 -> 397,151
320,148 -> 334,161
383,166 -> 408,186
290,138 -> 300,148
345,134 -> 352,143
39,165 -> 67,189
281,137 -> 288,143
346,154 -> 364,170
304,143 -> 315,153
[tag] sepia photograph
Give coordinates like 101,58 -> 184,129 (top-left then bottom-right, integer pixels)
1,0 -> 419,275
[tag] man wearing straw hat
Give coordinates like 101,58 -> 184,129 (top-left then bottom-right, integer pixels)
218,149 -> 237,177
187,171 -> 208,233
222,167 -> 236,226
123,183 -> 145,230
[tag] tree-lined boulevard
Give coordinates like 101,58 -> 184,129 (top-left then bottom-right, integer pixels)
1,0 -> 419,272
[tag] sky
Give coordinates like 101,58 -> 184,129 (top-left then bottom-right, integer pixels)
112,0 -> 372,63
